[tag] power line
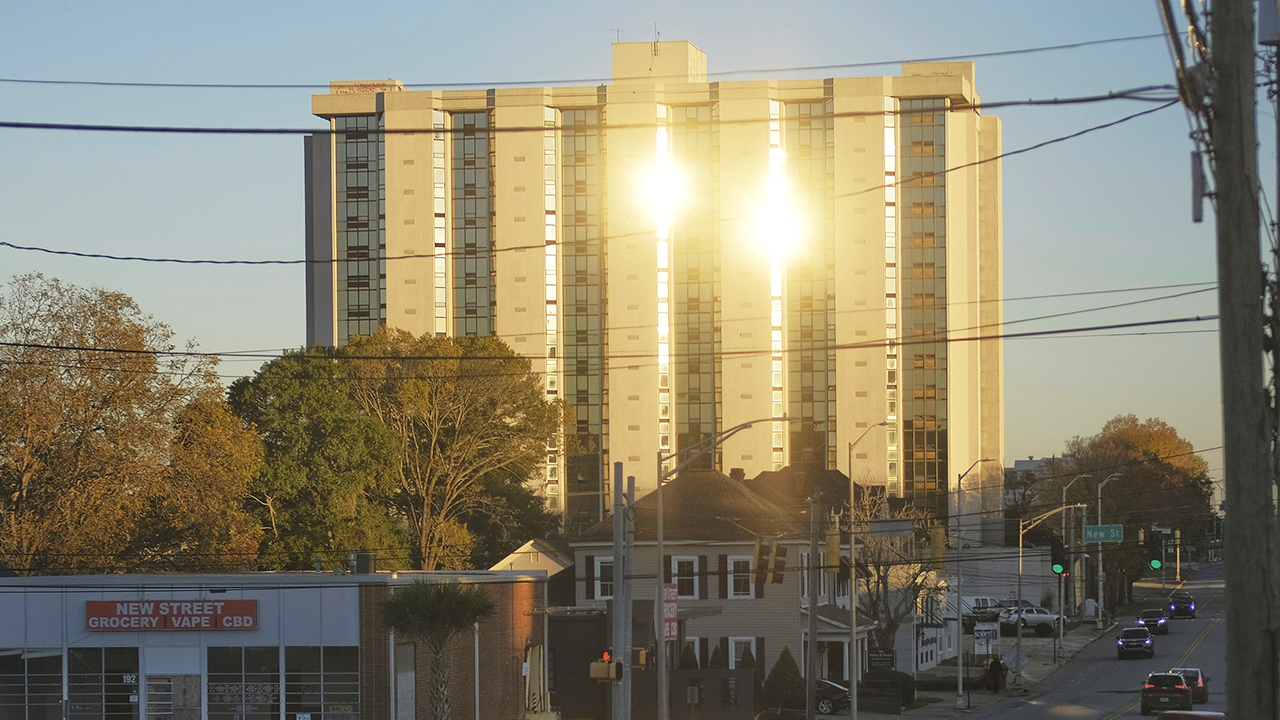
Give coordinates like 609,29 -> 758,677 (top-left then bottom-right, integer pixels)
0,34 -> 1166,91
0,87 -> 1175,137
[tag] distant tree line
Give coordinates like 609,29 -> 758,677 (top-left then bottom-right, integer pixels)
0,274 -> 566,574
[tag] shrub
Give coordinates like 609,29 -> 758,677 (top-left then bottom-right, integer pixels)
761,647 -> 804,708
863,667 -> 915,706
679,643 -> 700,669
707,644 -> 728,668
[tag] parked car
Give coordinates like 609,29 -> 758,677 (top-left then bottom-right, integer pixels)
962,596 -> 1005,624
1141,672 -> 1193,715
1151,711 -> 1224,719
1117,626 -> 1155,659
1137,608 -> 1170,635
1168,591 -> 1197,619
998,606 -> 1062,629
814,678 -> 850,715
1168,667 -> 1209,703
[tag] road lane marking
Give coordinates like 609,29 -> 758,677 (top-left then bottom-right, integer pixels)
1096,619 -> 1218,720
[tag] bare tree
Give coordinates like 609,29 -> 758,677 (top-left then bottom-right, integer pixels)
344,329 -> 569,570
850,491 -> 940,649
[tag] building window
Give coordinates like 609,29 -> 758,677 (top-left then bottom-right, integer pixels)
729,555 -> 753,598
595,556 -> 614,599
672,556 -> 698,598
284,647 -> 359,720
1,648 -> 65,720
729,637 -> 756,669
208,647 -> 280,720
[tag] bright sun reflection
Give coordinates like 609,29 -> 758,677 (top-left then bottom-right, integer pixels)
650,126 -> 684,239
754,147 -> 805,261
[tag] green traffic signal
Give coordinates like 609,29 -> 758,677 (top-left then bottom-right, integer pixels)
1051,563 -> 1065,575
1149,559 -> 1162,570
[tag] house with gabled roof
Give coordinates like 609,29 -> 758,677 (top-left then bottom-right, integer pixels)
567,467 -> 877,685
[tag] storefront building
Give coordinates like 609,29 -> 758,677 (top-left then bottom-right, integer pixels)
0,571 -> 547,720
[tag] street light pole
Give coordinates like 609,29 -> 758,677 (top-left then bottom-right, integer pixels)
1015,504 -> 1086,683
1060,474 -> 1089,650
847,421 -> 886,720
1096,473 -> 1119,629
654,416 -> 794,720
953,458 -> 994,710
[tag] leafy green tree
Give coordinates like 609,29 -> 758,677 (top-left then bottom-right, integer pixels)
465,472 -> 562,569
344,330 -> 569,570
129,389 -> 264,571
761,646 -> 804,708
228,348 -> 406,570
0,274 -> 237,573
1042,414 -> 1215,602
379,581 -> 496,720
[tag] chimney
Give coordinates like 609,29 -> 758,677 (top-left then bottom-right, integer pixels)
729,468 -> 746,481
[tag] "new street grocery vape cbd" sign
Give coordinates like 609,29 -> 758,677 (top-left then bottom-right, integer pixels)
86,600 -> 258,631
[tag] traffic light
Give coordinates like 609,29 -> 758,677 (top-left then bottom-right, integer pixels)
1050,535 -> 1067,576
928,526 -> 946,569
1148,536 -> 1163,570
753,536 -> 775,586
769,543 -> 788,585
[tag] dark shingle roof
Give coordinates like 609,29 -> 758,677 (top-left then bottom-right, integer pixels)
572,469 -> 804,544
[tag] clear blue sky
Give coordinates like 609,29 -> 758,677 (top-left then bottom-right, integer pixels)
1,1 -> 1238,472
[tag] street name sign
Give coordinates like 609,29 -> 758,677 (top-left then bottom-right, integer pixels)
1083,524 -> 1124,543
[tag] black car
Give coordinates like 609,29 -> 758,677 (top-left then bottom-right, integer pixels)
1140,672 -> 1193,714
1168,591 -> 1196,619
815,679 -> 850,715
1117,626 -> 1155,659
1136,608 -> 1170,635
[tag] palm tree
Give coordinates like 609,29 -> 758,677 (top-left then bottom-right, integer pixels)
379,580 -> 497,720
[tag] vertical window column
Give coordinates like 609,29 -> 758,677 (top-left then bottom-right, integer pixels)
768,100 -> 786,471
433,109 -> 448,336
656,106 -> 673,473
451,111 -> 496,337
884,97 -> 900,496
336,115 -> 386,345
544,107 -> 562,505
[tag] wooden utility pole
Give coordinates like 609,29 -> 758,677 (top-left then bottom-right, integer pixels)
805,491 -> 820,720
1213,1 -> 1280,716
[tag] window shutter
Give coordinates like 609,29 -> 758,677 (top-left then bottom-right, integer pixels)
698,555 -> 709,599
699,637 -> 709,669
663,555 -> 672,584
755,637 -> 766,681
754,567 -> 764,599
585,555 -> 595,600
719,637 -> 729,667
718,555 -> 728,598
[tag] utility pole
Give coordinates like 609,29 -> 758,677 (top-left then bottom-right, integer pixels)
805,492 -> 820,720
611,463 -> 630,720
1211,1 -> 1280,716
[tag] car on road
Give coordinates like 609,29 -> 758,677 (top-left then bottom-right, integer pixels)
1168,591 -> 1197,619
1136,608 -> 1170,635
1152,712 -> 1224,719
814,679 -> 850,715
1117,626 -> 1155,659
1168,667 -> 1209,703
1141,672 -> 1193,715
998,606 -> 1061,629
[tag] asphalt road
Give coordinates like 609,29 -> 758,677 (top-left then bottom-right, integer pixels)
966,561 -> 1227,719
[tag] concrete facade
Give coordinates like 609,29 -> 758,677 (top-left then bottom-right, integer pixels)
305,41 -> 1004,535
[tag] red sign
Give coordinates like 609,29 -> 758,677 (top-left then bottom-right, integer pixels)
662,583 -> 678,641
86,600 -> 258,631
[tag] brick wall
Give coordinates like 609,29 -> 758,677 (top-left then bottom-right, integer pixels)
362,578 -> 544,720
